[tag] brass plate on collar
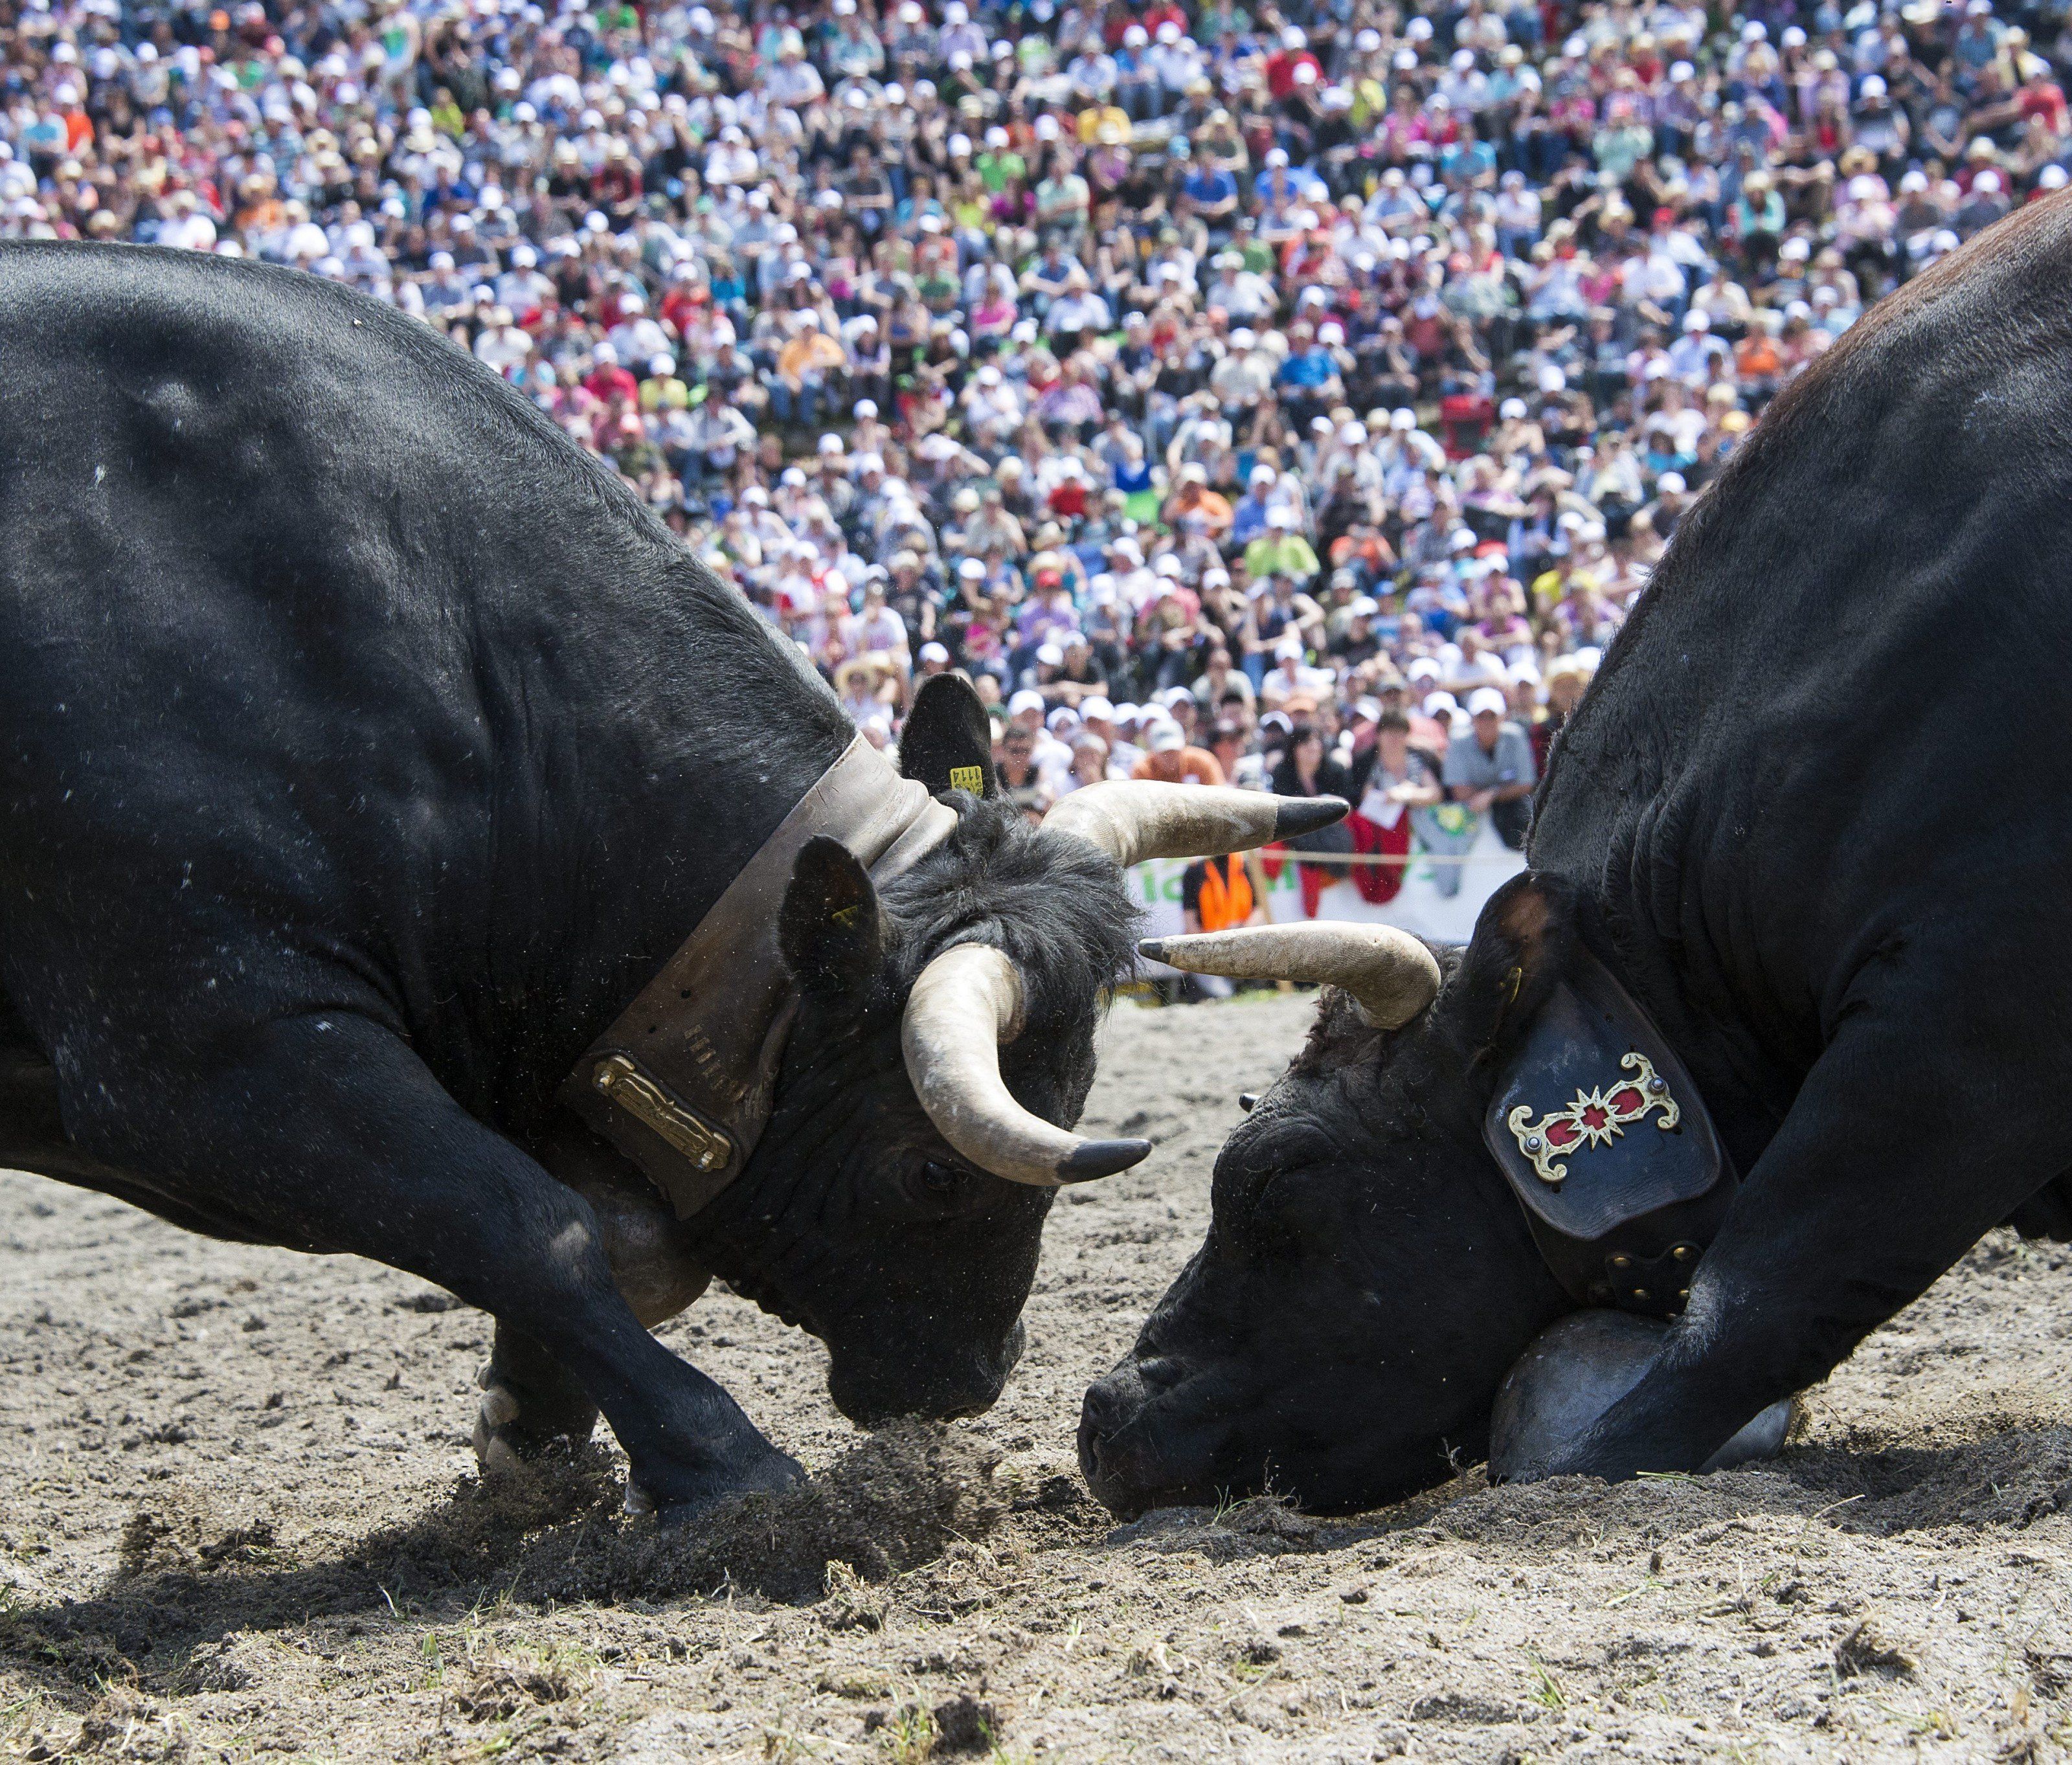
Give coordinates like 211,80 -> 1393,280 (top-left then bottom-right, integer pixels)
592,1054 -> 734,1173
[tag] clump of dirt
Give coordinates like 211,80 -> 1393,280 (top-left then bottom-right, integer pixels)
1832,1614 -> 1917,1680
114,1493 -> 282,1582
450,1659 -> 578,1722
27,1687 -> 189,1763
511,1417 -> 1003,1604
930,1691 -> 1000,1753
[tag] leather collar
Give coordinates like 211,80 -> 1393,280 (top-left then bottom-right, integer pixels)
559,736 -> 958,1219
1481,949 -> 1736,1319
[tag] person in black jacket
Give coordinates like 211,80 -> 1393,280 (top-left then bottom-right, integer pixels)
1270,723 -> 1355,915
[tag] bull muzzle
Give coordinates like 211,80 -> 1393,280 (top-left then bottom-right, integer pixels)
1077,1355 -> 1215,1516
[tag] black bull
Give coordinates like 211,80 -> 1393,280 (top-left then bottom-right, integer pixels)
1083,194 -> 2072,1516
0,243 -> 1334,1516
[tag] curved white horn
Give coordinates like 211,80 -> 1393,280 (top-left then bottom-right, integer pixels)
1138,923 -> 1442,1031
902,943 -> 1151,1187
1042,780 -> 1349,869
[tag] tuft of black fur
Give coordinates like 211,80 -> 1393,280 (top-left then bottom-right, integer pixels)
878,795 -> 1143,1022
1289,945 -> 1466,1079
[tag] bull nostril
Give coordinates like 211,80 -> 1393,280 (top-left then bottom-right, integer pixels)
1079,1372 -> 1136,1440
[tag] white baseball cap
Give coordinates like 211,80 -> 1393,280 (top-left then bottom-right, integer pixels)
1467,686 -> 1509,718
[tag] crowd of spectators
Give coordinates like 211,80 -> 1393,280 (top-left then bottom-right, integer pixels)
8,0 -> 2066,912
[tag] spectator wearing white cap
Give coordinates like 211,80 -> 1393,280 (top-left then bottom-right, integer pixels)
1257,636 -> 1333,714
1226,462 -> 1276,551
1063,730 -> 1116,791
1668,309 -> 1730,385
1059,693 -> 1121,770
1046,629 -> 1109,710
1447,684 -> 1537,851
1130,716 -> 1226,786
1242,503 -> 1320,586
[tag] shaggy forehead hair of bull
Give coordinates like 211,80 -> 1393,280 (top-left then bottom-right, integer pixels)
1291,946 -> 1467,1077
879,798 -> 1142,1013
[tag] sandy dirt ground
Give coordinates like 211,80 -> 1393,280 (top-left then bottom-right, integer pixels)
3,991 -> 2070,1764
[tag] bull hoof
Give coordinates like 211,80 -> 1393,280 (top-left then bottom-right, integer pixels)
471,1359 -> 602,1479
471,1390 -> 531,1481
631,1448 -> 807,1526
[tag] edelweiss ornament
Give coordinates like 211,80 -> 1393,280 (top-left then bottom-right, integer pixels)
1506,1052 -> 1681,1187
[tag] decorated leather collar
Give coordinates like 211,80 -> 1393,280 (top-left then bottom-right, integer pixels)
559,736 -> 958,1219
1481,949 -> 1736,1320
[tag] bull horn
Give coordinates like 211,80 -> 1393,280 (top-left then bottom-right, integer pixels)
1043,780 -> 1348,870
1138,923 -> 1442,1031
902,943 -> 1151,1187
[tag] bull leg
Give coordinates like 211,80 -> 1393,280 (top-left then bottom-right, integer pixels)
475,1135 -> 712,1475
1540,984 -> 2066,1480
67,1010 -> 800,1518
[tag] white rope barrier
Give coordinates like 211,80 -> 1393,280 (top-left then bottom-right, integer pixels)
1133,848 -> 1522,869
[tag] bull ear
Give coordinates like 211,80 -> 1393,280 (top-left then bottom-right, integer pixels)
899,672 -> 997,798
779,835 -> 886,997
1436,871 -> 1580,1060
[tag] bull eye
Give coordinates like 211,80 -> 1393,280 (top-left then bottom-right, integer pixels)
1238,1092 -> 1260,1113
919,1159 -> 963,1194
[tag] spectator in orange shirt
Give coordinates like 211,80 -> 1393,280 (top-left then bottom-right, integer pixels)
1162,462 -> 1233,537
1131,718 -> 1226,785
58,85 -> 93,154
772,313 -> 848,431
1735,319 -> 1785,402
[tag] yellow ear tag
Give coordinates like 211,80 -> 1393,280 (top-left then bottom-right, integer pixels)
948,765 -> 985,794
831,904 -> 863,929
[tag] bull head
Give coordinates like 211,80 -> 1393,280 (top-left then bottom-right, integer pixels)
1080,877 -> 1584,1513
